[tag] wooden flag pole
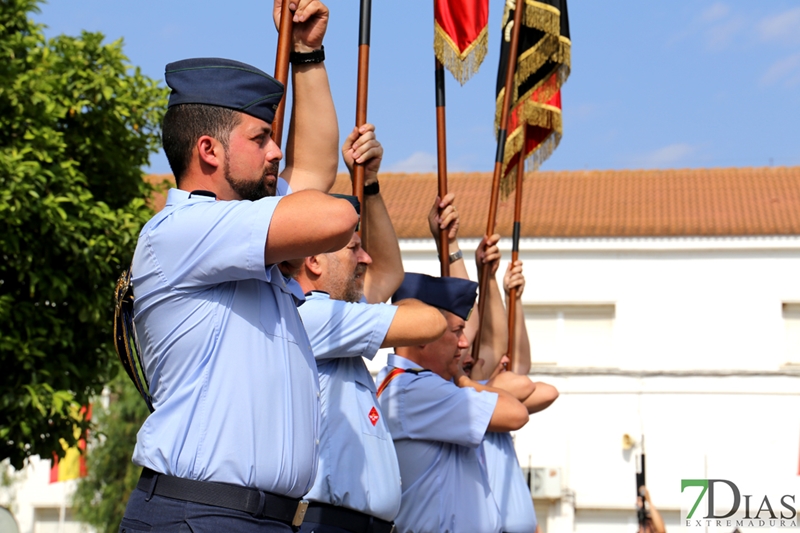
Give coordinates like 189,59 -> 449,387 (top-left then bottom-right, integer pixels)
353,0 -> 372,234
506,128 -> 526,367
435,59 -> 450,277
471,0 -> 526,364
271,0 -> 293,146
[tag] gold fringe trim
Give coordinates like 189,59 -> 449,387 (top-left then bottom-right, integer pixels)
494,57 -> 569,135
499,103 -> 562,198
434,21 -> 488,85
523,0 -> 561,34
514,36 -> 570,94
501,2 -> 565,41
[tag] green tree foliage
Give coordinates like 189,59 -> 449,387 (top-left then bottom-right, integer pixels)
0,0 -> 168,468
73,376 -> 149,533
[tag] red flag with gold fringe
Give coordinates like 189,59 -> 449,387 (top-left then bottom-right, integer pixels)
434,0 -> 489,84
495,0 -> 571,193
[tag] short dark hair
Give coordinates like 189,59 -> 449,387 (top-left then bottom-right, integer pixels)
162,104 -> 242,184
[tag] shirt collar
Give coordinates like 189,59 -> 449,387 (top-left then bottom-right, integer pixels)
386,354 -> 426,371
165,188 -> 217,207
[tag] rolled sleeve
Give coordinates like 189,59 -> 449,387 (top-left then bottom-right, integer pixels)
300,294 -> 397,361
402,376 -> 498,448
147,196 -> 280,289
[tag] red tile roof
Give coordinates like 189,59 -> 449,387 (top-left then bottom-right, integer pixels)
149,166 -> 800,238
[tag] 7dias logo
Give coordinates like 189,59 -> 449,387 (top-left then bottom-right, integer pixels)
681,479 -> 798,529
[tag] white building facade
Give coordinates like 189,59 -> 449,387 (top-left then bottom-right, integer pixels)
382,235 -> 800,532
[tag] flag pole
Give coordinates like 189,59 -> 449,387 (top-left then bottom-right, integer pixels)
353,0 -> 372,234
435,59 -> 450,277
506,128 -> 526,366
472,0 -> 526,364
271,1 -> 293,146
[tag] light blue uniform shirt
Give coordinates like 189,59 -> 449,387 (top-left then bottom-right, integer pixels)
377,354 -> 501,533
131,183 -> 320,498
482,432 -> 537,533
298,292 -> 401,521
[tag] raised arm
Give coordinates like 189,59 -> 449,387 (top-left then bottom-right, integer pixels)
428,193 -> 467,279
274,0 -> 339,192
504,260 -> 531,375
343,124 -> 403,303
470,236 -> 505,380
265,190 -> 357,264
427,194 -> 480,341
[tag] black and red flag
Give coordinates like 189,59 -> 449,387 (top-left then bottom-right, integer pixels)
495,0 -> 571,192
435,0 -> 489,84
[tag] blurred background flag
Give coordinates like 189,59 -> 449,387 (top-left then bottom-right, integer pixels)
49,405 -> 91,483
434,0 -> 489,84
495,0 -> 571,193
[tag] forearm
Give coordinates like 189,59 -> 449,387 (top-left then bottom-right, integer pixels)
455,375 -> 528,431
382,299 -> 447,347
478,276 -> 508,376
511,295 -> 531,375
281,62 -> 338,192
265,191 -> 357,264
363,191 -> 403,303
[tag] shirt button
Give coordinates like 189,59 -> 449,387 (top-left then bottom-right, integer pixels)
317,391 -> 320,398
315,439 -> 320,445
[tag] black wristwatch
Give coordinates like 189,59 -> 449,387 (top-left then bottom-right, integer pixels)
364,181 -> 380,196
290,46 -> 325,65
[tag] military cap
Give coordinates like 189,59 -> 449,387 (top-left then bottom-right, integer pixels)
165,58 -> 284,124
392,273 -> 478,321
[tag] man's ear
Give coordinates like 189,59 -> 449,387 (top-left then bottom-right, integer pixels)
197,135 -> 222,171
305,255 -> 324,277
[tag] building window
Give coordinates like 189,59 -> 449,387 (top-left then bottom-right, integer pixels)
782,303 -> 800,365
33,507 -> 88,533
524,304 -> 615,367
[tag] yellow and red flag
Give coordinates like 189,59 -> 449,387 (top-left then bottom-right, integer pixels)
49,404 -> 91,483
495,0 -> 571,193
434,0 -> 489,84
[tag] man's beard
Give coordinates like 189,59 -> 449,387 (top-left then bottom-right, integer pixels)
224,160 -> 279,201
328,260 -> 367,303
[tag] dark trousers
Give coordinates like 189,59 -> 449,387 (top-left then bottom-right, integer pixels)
298,522 -> 352,533
119,487 -> 294,533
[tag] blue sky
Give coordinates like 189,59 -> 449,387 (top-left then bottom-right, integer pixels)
34,1 -> 800,174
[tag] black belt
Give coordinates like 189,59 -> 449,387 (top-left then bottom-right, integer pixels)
137,468 -> 308,527
304,502 -> 395,533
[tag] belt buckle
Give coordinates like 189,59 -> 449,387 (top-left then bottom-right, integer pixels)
292,499 -> 309,527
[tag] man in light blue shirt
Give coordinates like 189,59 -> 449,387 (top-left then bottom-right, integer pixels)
293,125 -> 447,533
119,3 -> 358,532
376,274 -> 530,533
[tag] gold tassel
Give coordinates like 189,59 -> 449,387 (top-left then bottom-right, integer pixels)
499,103 -> 563,197
523,0 -> 562,34
434,22 -> 489,85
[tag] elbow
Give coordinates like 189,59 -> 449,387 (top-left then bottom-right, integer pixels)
323,200 -> 359,252
509,402 -> 530,430
540,382 -> 560,405
426,308 -> 448,342
413,306 -> 447,345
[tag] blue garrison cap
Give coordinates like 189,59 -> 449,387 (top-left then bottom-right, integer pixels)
165,58 -> 284,124
392,273 -> 478,321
